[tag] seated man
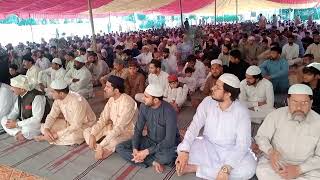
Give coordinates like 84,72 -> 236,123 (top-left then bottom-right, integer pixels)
239,65 -> 274,125
116,84 -> 180,173
0,82 -> 17,130
84,75 -> 138,160
100,59 -> 128,89
124,61 -> 145,99
64,56 -> 93,99
87,53 -> 109,86
34,79 -> 96,145
255,84 -> 320,180
1,75 -> 50,141
302,62 -> 320,114
175,73 -> 256,179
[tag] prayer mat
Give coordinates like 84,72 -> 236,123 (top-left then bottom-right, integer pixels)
0,164 -> 44,180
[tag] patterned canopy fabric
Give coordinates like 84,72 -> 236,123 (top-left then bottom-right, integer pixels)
0,0 -> 318,18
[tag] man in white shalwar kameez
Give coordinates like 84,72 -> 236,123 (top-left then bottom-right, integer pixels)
23,55 -> 41,90
175,73 -> 257,180
0,82 -> 17,130
64,56 -> 93,99
35,79 -> 96,145
239,65 -> 275,124
255,84 -> 320,180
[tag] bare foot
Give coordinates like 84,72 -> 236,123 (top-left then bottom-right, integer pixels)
15,132 -> 26,142
34,135 -> 46,142
176,164 -> 197,176
152,161 -> 165,173
94,145 -> 112,160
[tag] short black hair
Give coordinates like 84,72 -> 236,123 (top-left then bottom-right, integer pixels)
223,83 -> 240,101
55,87 -> 69,94
303,66 -> 320,75
304,54 -> 314,59
270,46 -> 282,54
22,55 -> 34,64
110,82 -> 125,93
186,55 -> 196,63
150,59 -> 161,69
66,51 -> 75,58
253,73 -> 263,80
185,67 -> 195,74
9,64 -> 18,70
229,49 -> 242,60
88,52 -> 98,57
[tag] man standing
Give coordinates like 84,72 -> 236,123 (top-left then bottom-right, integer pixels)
35,79 -> 96,145
116,84 -> 179,173
64,56 -> 93,99
175,73 -> 256,179
239,65 -> 274,124
1,75 -> 50,141
255,84 -> 320,180
84,76 -> 138,160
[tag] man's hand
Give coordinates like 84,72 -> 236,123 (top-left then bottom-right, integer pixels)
43,128 -> 56,142
132,149 -> 149,163
216,170 -> 229,180
72,79 -> 80,83
175,151 -> 189,176
268,149 -> 282,172
88,135 -> 97,150
279,164 -> 301,180
258,101 -> 267,106
6,119 -> 17,129
39,83 -> 45,91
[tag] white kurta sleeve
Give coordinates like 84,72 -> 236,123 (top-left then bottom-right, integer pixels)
175,85 -> 188,107
7,99 -> 19,120
255,81 -> 274,111
0,88 -> 16,118
300,140 -> 320,173
64,69 -> 74,84
43,100 -> 62,129
255,112 -> 277,154
17,95 -> 46,127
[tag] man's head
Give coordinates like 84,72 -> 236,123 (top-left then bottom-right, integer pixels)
87,52 -> 98,64
74,56 -> 86,70
148,59 -> 161,75
104,75 -> 125,98
186,55 -> 197,67
128,61 -> 139,76
50,46 -> 57,54
168,74 -> 179,89
143,84 -> 163,107
313,31 -> 320,44
210,59 -> 223,78
211,73 -> 240,102
248,36 -> 255,45
10,75 -> 29,96
303,54 -> 314,65
222,45 -> 230,55
142,46 -> 150,54
64,51 -> 75,61
287,84 -> 313,121
229,49 -> 241,64
270,46 -> 282,60
287,35 -> 295,45
9,64 -> 18,76
163,48 -> 170,59
50,80 -> 69,100
302,63 -> 320,84
245,66 -> 263,86
36,50 -> 44,59
22,55 -> 34,69
113,59 -> 125,72
51,58 -> 62,70
184,67 -> 194,77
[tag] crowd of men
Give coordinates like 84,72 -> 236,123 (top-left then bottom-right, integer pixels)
0,16 -> 320,179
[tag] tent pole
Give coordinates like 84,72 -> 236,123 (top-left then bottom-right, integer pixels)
29,13 -> 34,42
88,0 -> 97,51
179,0 -> 183,28
236,0 -> 238,23
214,0 -> 217,25
108,12 -> 111,33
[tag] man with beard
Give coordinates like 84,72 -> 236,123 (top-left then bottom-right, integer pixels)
35,50 -> 51,70
282,35 -> 300,66
87,53 -> 109,86
202,59 -> 224,96
302,63 -> 320,114
175,73 -> 256,180
116,84 -> 179,174
64,56 -> 93,99
23,55 -> 41,91
239,65 -> 274,125
84,76 -> 138,160
255,84 -> 320,180
305,31 -> 320,63
226,49 -> 250,81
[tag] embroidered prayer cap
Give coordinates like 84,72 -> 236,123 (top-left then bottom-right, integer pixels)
10,75 -> 30,90
107,75 -> 125,89
307,62 -> 320,72
168,74 -> 178,82
218,73 -> 240,88
288,84 -> 313,96
75,56 -> 86,63
211,59 -> 222,66
246,65 -> 262,76
50,79 -> 68,90
145,84 -> 163,97
52,58 -> 62,65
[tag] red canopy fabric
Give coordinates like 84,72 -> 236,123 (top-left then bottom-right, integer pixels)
268,0 -> 314,3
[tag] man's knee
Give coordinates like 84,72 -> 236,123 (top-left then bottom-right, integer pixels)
154,149 -> 177,165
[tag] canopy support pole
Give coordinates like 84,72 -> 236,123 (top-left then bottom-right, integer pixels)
108,12 -> 111,33
214,0 -> 217,25
28,13 -> 34,42
179,0 -> 183,28
88,0 -> 97,51
236,0 -> 238,23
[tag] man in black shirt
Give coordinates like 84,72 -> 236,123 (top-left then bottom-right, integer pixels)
225,49 -> 250,81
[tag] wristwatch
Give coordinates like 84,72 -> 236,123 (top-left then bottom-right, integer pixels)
221,165 -> 231,175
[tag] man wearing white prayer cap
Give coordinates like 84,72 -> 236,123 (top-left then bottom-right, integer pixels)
302,62 -> 320,113
176,73 -> 256,179
116,84 -> 179,174
239,65 -> 274,126
38,58 -> 66,93
64,55 -> 93,99
255,84 -> 320,180
34,79 -> 96,146
1,75 -> 50,142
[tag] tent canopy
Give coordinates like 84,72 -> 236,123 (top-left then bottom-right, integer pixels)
0,0 -> 318,18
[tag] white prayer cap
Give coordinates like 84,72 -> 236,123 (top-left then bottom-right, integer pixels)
10,75 -> 30,90
248,36 -> 255,40
52,58 -> 62,65
75,56 -> 86,63
225,38 -> 231,41
86,48 -> 93,52
31,49 -> 36,53
50,79 -> 68,90
218,73 -> 240,88
307,62 -> 320,72
211,59 -> 222,66
288,84 -> 313,96
145,84 -> 163,97
246,65 -> 261,76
